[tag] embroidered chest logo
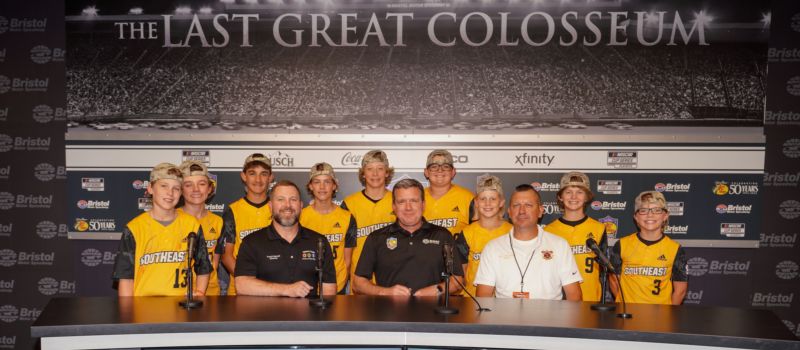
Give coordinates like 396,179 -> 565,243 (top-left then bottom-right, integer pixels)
542,250 -> 554,260
386,237 -> 398,250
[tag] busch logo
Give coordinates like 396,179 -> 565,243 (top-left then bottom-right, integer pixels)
760,233 -> 798,248
0,280 -> 13,293
752,293 -> 794,308
35,221 -> 58,239
206,203 -> 224,213
0,134 -> 11,152
11,77 -> 48,92
664,225 -> 688,235
709,260 -> 750,276
597,180 -> 622,195
542,201 -> 561,215
775,261 -> 799,280
590,201 -> 626,211
530,182 -> 559,192
15,194 -> 53,208
779,200 -> 800,220
720,223 -> 746,238
0,223 -> 10,237
13,136 -> 51,151
686,257 -> 708,277
268,151 -> 294,167
787,76 -> 800,97
0,165 -> 8,180
764,172 -> 800,187
340,151 -> 362,166
17,251 -> 55,266
0,305 -> 18,323
37,277 -> 75,296
783,138 -> 800,159
684,290 -> 703,304
0,250 -> 16,267
0,192 -> 13,210
654,183 -> 691,192
77,199 -> 110,210
715,204 -> 752,214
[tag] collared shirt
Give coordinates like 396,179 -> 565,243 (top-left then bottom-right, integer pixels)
355,220 -> 464,293
235,224 -> 336,295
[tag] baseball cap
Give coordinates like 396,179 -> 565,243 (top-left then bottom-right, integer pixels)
361,150 -> 390,168
426,149 -> 454,167
309,162 -> 337,183
179,160 -> 209,178
243,153 -> 272,170
635,190 -> 667,210
559,171 -> 591,191
476,174 -> 503,194
150,163 -> 182,183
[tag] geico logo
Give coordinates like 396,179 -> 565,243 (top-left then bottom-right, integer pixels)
17,252 -> 54,263
14,136 -> 50,147
710,260 -> 750,272
451,155 -> 468,163
760,233 -> 798,245
752,293 -> 794,304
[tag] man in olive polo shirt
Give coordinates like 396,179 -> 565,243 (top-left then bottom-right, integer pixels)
235,180 -> 337,297
353,178 -> 464,296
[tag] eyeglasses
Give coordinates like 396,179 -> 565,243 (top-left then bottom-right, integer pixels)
635,207 -> 667,215
427,164 -> 453,172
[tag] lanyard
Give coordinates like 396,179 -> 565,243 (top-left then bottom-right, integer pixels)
509,233 -> 540,293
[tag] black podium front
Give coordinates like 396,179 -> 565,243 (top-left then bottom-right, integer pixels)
31,295 -> 799,350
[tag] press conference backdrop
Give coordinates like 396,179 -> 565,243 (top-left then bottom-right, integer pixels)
0,0 -> 799,348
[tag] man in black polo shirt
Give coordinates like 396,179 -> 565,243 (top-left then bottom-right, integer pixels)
353,178 -> 464,296
235,180 -> 337,297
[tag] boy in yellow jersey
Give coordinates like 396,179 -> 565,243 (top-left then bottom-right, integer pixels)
544,171 -> 607,302
610,191 -> 688,305
112,163 -> 212,296
455,175 -> 512,297
423,149 -> 474,235
341,150 -> 396,292
217,153 -> 274,295
300,162 -> 357,294
178,160 -> 223,296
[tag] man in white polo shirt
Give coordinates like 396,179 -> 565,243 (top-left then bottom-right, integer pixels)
475,184 -> 582,300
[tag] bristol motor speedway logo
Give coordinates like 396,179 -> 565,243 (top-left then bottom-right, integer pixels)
715,204 -> 752,215
782,138 -> 800,159
530,182 -> 559,192
751,292 -> 794,308
37,277 -> 75,296
80,248 -> 116,267
760,233 -> 798,248
684,290 -> 703,305
764,172 -> 800,187
590,201 -> 626,211
654,183 -> 691,192
775,261 -> 799,280
76,199 -> 110,210
687,257 -> 750,277
779,200 -> 800,220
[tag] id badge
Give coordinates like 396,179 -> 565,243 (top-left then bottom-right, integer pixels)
512,291 -> 530,299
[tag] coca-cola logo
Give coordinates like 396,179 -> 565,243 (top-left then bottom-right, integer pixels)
341,152 -> 363,166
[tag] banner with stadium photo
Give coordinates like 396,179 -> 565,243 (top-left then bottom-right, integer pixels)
64,0 -> 768,246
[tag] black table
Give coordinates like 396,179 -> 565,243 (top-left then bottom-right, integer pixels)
31,295 -> 799,350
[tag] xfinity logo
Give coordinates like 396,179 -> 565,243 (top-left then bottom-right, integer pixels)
0,223 -> 10,237
783,138 -> 800,159
530,182 -> 559,192
15,194 -> 53,208
29,45 -> 65,64
654,183 -> 691,192
764,172 -> 800,187
11,77 -> 49,92
268,151 -> 294,168
787,76 -> 800,97
686,257 -> 708,277
764,110 -> 800,126
715,204 -> 752,214
206,203 -> 225,213
760,233 -> 798,248
590,201 -> 626,211
664,225 -> 688,235
684,290 -> 703,304
0,17 -> 48,34
775,261 -> 799,280
76,199 -> 110,210
0,250 -> 16,267
340,152 -> 362,166
80,248 -> 116,267
37,277 -> 76,296
752,293 -> 794,308
0,192 -> 13,210
720,223 -> 746,237
708,260 -> 750,276
779,200 -> 800,220
514,153 -> 555,167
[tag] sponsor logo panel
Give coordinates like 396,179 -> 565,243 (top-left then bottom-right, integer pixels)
775,261 -> 799,280
763,172 -> 800,187
779,200 -> 800,220
655,183 -> 691,192
74,218 -> 116,232
82,177 -> 105,191
783,138 -> 800,159
80,248 -> 116,267
590,201 -> 626,211
607,151 -> 637,169
715,204 -> 752,214
667,201 -> 684,216
720,223 -> 746,238
759,233 -> 798,248
597,180 -> 622,195
37,277 -> 76,296
664,224 -> 688,235
751,292 -> 794,308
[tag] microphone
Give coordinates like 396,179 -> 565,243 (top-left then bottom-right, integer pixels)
442,243 -> 454,275
317,237 -> 325,271
586,237 -> 615,274
309,237 -> 332,308
179,232 -> 202,309
186,232 -> 197,264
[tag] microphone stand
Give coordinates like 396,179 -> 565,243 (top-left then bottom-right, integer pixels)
614,273 -> 632,319
310,238 -> 332,308
590,256 -> 616,312
179,233 -> 203,309
435,272 -> 458,315
453,277 -> 491,312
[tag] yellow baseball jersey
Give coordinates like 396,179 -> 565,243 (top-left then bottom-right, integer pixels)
219,197 -> 272,295
112,211 -> 212,296
300,206 -> 357,292
456,221 -> 513,297
613,233 -> 686,305
545,217 -> 607,302
178,208 -> 223,296
341,190 -> 395,278
424,184 -> 474,235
